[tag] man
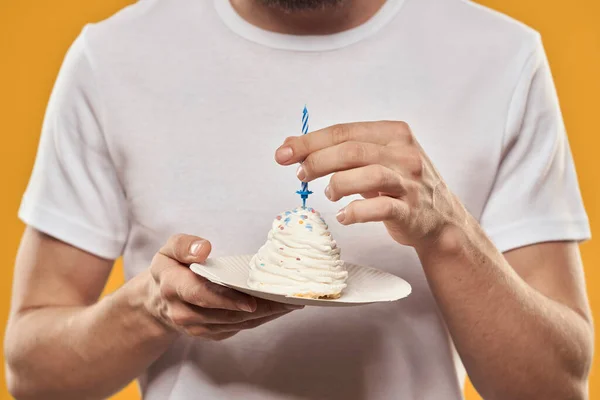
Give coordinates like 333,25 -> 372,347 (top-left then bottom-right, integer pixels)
4,0 -> 593,399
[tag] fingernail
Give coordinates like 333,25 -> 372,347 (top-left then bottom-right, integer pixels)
276,146 -> 293,163
336,208 -> 346,223
237,302 -> 254,313
190,241 -> 204,256
324,185 -> 332,200
296,165 -> 306,181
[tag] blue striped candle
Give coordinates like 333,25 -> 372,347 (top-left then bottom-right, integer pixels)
296,106 -> 313,208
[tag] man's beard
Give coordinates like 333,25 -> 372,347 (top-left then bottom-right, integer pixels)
258,0 -> 346,12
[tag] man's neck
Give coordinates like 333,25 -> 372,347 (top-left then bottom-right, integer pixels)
229,0 -> 387,35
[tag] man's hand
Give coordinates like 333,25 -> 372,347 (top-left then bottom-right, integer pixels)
145,234 -> 303,341
275,121 -> 465,248
5,228 -> 303,399
274,121 -> 593,399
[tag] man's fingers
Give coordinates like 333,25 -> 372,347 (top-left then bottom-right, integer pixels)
196,299 -> 302,324
155,265 -> 256,312
326,165 -> 406,202
275,121 -> 412,165
177,274 -> 258,312
159,233 -> 212,265
202,311 -> 294,335
336,196 -> 409,225
297,142 -> 389,182
170,299 -> 302,326
185,312 -> 293,337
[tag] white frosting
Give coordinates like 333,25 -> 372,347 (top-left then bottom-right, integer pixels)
248,207 -> 348,297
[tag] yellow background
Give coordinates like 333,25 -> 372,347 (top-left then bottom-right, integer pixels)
1,1 -> 598,399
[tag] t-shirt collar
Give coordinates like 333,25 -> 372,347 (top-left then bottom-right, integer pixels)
214,0 -> 406,52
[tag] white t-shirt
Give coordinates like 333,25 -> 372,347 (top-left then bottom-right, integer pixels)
20,0 -> 591,399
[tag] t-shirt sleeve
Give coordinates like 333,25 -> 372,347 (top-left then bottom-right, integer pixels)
480,36 -> 590,253
19,27 -> 129,260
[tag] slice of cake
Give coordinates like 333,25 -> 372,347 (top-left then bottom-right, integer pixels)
248,207 -> 348,299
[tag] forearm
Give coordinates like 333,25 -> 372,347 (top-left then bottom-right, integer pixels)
5,271 -> 177,400
416,220 -> 593,400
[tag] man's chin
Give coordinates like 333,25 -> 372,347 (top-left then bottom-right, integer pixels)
258,0 -> 345,12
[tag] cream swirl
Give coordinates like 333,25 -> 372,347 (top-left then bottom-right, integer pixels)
248,207 -> 348,298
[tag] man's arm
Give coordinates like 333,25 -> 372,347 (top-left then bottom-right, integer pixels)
276,120 -> 593,400
4,228 -> 173,399
4,228 -> 300,400
418,227 -> 593,400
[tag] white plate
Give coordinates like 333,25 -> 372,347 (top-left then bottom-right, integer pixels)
190,255 -> 411,307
